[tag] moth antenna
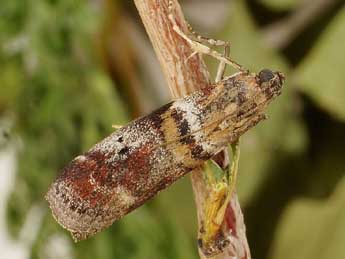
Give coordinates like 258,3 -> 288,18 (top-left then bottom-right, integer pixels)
167,0 -> 247,72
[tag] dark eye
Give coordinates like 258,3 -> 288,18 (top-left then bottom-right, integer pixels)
258,69 -> 275,84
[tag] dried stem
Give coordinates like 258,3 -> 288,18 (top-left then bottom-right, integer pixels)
133,0 -> 250,258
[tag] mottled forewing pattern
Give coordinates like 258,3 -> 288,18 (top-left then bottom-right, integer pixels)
46,71 -> 284,241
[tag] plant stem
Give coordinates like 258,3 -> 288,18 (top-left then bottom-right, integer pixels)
133,1 -> 251,258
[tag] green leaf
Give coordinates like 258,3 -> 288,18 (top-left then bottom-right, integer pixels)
296,8 -> 345,121
269,176 -> 345,259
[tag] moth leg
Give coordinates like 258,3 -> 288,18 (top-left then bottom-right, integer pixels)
185,18 -> 232,81
185,19 -> 229,48
215,44 -> 230,82
185,50 -> 198,64
202,42 -> 230,108
168,1 -> 247,72
168,0 -> 228,48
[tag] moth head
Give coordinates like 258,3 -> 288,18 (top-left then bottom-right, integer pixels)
256,69 -> 285,98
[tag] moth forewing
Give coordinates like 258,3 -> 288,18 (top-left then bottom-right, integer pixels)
46,70 -> 284,241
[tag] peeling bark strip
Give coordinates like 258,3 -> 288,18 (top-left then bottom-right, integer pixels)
46,70 -> 284,241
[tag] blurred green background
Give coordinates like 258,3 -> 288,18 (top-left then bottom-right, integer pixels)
1,0 -> 345,258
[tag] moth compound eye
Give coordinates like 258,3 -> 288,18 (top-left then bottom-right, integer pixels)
258,69 -> 275,84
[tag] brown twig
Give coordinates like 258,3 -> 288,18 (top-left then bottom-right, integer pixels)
133,0 -> 250,258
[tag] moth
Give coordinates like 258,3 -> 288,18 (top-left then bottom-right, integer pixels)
46,68 -> 284,241
46,0 -> 285,243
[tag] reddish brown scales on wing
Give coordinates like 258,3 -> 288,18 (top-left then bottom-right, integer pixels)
46,70 -> 284,242
57,151 -> 114,207
118,143 -> 154,195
